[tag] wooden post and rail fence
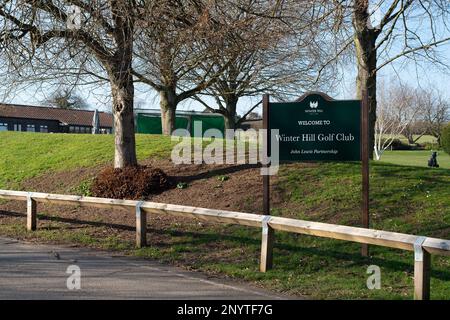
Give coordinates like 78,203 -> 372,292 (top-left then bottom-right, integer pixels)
1,189 -> 449,300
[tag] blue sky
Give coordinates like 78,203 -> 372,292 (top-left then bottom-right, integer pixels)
3,1 -> 450,117
8,53 -> 448,117
4,21 -> 450,116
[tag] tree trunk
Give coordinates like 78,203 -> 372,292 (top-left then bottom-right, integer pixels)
107,2 -> 137,169
374,148 -> 382,160
224,113 -> 236,130
406,133 -> 415,145
110,73 -> 137,168
160,89 -> 177,135
223,96 -> 238,130
354,1 -> 378,160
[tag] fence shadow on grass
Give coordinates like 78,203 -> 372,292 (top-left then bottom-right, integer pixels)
0,210 -> 136,232
1,208 -> 450,282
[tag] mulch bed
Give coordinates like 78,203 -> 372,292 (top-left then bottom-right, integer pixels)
91,165 -> 174,200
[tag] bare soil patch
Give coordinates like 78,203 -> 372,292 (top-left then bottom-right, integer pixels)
0,159 -> 276,249
17,159 -> 274,213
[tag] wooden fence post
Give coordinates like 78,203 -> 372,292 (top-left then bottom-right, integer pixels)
136,201 -> 147,248
260,215 -> 274,272
27,193 -> 37,231
414,236 -> 431,300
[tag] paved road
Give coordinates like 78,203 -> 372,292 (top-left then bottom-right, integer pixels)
0,237 -> 284,300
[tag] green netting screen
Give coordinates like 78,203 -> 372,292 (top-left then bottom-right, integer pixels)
136,114 -> 189,134
189,115 -> 225,137
136,113 -> 225,137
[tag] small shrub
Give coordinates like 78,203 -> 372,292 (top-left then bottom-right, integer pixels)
91,166 -> 173,200
442,124 -> 450,155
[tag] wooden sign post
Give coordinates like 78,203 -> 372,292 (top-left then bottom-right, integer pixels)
262,92 -> 370,268
260,95 -> 273,272
263,94 -> 270,216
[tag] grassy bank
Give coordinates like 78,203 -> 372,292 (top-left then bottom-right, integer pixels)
0,132 -> 174,189
1,132 -> 449,299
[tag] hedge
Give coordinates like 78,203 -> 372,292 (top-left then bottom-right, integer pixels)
442,123 -> 450,155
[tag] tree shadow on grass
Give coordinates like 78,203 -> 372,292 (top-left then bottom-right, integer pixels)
372,162 -> 450,180
174,163 -> 261,183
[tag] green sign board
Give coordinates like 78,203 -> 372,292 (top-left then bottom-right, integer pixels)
268,93 -> 361,161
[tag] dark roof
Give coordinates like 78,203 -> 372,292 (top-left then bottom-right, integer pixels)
0,104 -> 113,128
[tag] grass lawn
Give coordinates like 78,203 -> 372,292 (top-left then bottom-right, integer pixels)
379,150 -> 450,169
1,132 -> 449,299
0,131 -> 175,189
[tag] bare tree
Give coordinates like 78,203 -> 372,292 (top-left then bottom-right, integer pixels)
374,81 -> 420,159
375,83 -> 449,154
43,85 -> 89,109
132,0 -> 237,135
420,88 -> 450,145
305,1 -> 450,157
353,0 -> 450,157
193,1 -> 340,130
402,88 -> 428,145
395,87 -> 450,145
0,0 -> 140,168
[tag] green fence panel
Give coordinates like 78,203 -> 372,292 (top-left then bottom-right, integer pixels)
136,114 -> 161,134
137,113 -> 224,136
176,117 -> 189,131
190,115 -> 225,137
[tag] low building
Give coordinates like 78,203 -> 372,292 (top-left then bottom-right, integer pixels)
0,104 -> 113,134
239,119 -> 263,131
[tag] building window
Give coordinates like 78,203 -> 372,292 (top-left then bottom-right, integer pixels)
68,126 -> 95,134
0,123 -> 7,131
14,124 -> 22,131
40,125 -> 48,133
26,124 -> 35,132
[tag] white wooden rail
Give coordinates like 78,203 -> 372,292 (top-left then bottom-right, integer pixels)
1,189 -> 450,300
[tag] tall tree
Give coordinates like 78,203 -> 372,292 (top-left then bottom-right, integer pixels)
192,1 -> 288,130
132,0 -> 234,135
197,0 -> 345,129
303,0 -> 450,157
419,88 -> 450,145
351,0 -> 450,157
374,81 -> 424,159
0,0 -> 139,168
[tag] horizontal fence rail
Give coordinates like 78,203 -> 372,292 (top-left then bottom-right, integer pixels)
1,189 -> 449,300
